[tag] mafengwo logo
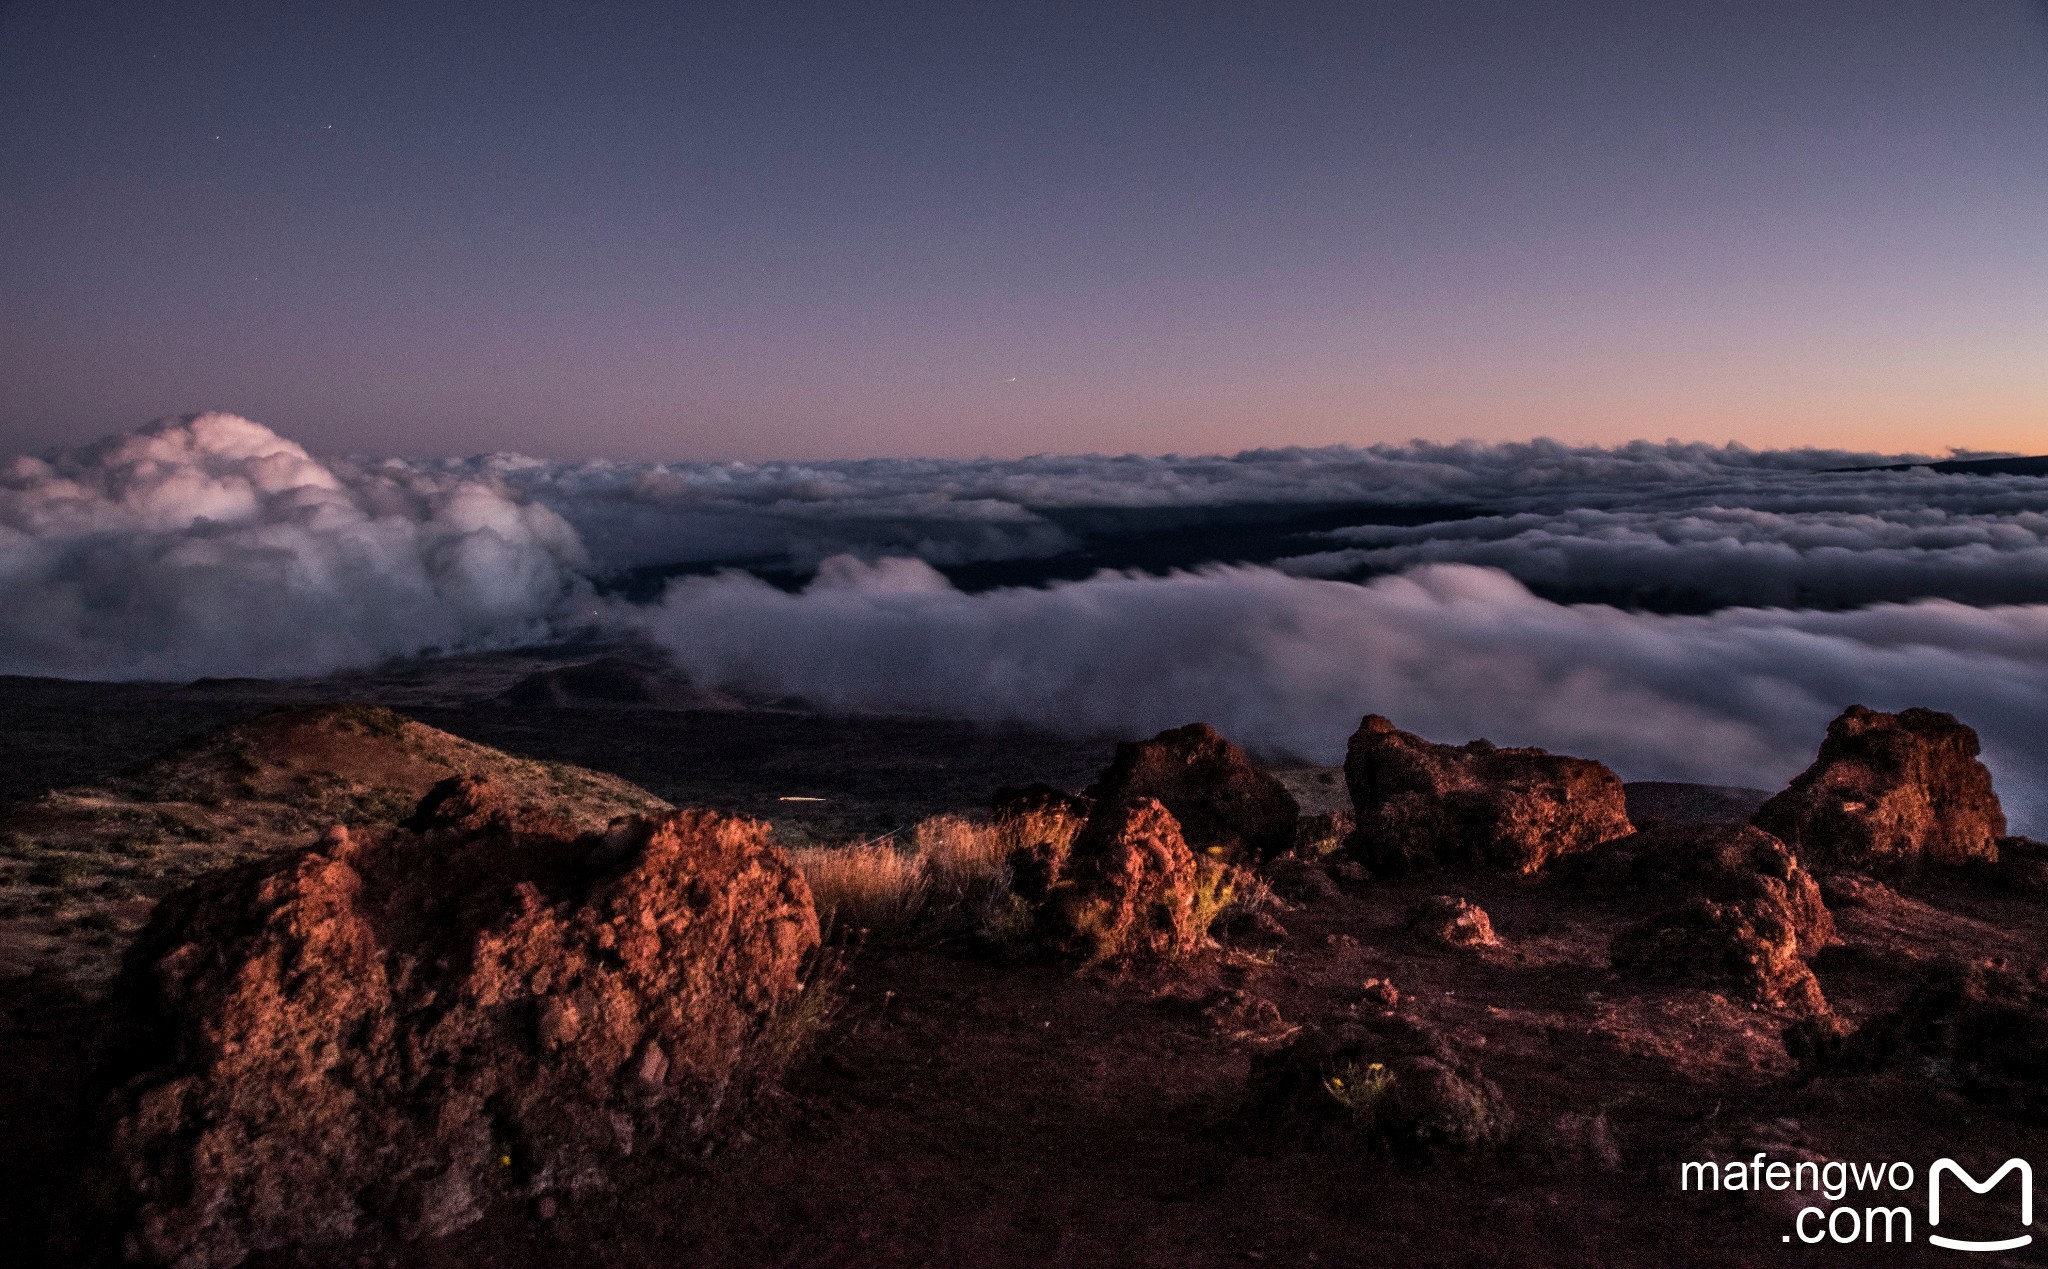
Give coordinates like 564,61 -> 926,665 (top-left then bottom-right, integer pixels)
1681,1154 -> 2033,1249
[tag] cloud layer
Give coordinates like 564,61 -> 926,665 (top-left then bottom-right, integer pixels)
9,415 -> 2048,829
428,438 -> 2048,613
1281,504 -> 2048,610
636,558 -> 2048,831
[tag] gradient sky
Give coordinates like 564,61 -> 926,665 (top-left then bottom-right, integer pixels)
2,0 -> 2045,461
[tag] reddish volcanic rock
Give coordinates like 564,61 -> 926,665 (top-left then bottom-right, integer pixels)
1582,822 -> 1833,1011
1039,797 -> 1203,963
1751,705 -> 2006,872
1343,715 -> 1632,874
1610,898 -> 1827,1014
90,783 -> 819,1268
1082,723 -> 1298,862
1405,895 -> 1498,948
1293,809 -> 1356,856
1573,822 -> 1835,956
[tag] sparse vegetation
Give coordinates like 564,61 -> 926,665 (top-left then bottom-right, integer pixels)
793,809 -> 1082,944
1190,857 -> 1239,935
1324,1060 -> 1396,1126
345,787 -> 420,824
791,839 -> 932,941
331,702 -> 410,739
754,951 -> 848,1076
983,892 -> 1038,960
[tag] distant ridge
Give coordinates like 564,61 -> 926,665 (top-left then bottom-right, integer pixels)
1832,454 -> 2048,477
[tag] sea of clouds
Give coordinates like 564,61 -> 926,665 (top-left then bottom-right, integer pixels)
9,414 -> 2048,825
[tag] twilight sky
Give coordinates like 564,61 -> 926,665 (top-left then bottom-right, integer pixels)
2,0 -> 2045,461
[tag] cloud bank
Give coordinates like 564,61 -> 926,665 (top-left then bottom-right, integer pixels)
9,414 -> 2048,829
636,558 -> 2048,831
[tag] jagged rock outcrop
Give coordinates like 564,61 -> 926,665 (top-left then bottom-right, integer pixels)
89,779 -> 819,1268
1610,897 -> 1827,1013
1264,855 -> 1343,905
1343,715 -> 1632,874
1976,835 -> 2048,892
1752,706 -> 2005,872
1572,822 -> 1835,955
1794,962 -> 2048,1122
1083,723 -> 1298,862
1038,797 -> 1203,963
1248,998 -> 1514,1155
1588,822 -> 1832,1012
1406,895 -> 1497,948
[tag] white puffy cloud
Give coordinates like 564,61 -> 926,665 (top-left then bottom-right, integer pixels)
0,414 -> 590,679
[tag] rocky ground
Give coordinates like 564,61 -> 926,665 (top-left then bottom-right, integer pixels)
3,655 -> 2046,1267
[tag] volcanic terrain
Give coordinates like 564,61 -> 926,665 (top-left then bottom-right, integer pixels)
2,652 -> 2045,1267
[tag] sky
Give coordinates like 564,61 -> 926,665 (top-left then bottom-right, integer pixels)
2,0 -> 2045,461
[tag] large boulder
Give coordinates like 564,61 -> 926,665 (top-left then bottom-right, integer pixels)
1594,824 -> 1833,1013
1343,715 -> 1632,874
1572,822 -> 1835,956
88,779 -> 819,1268
1082,723 -> 1298,862
1610,897 -> 1827,1014
1039,797 -> 1204,963
1752,706 -> 2005,872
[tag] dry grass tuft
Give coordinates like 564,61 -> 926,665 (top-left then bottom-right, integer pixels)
790,841 -> 932,941
793,809 -> 1081,943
